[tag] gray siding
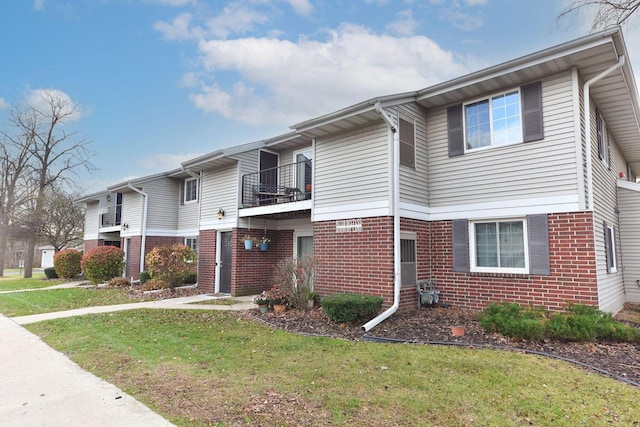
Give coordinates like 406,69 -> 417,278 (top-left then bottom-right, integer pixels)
200,164 -> 239,227
314,122 -> 390,215
121,192 -> 143,232
427,71 -> 578,208
396,103 -> 429,207
617,184 -> 640,304
144,178 -> 180,231
233,150 -> 259,176
590,103 -> 626,313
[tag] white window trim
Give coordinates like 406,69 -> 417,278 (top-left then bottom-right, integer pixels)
293,231 -> 313,259
601,118 -> 611,167
184,237 -> 198,253
292,147 -> 313,189
184,178 -> 198,204
463,87 -> 522,153
606,225 -> 617,273
469,217 -> 529,274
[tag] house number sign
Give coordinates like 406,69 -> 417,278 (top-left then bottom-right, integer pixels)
336,219 -> 363,233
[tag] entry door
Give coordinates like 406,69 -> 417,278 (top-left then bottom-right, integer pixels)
219,232 -> 232,293
124,238 -> 131,278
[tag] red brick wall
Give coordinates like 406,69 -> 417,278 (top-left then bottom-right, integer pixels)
232,228 -> 294,296
198,230 -> 216,293
83,240 -> 99,253
430,212 -> 598,311
313,217 -> 395,308
123,235 -> 181,280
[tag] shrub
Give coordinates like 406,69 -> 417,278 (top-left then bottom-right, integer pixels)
53,249 -> 83,279
81,246 -> 125,285
44,266 -> 58,279
479,302 -> 640,343
273,256 -> 318,310
145,244 -> 197,289
142,278 -> 168,291
139,271 -> 151,285
182,272 -> 197,285
108,277 -> 131,288
321,293 -> 383,324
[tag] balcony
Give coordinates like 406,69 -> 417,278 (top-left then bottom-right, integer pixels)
241,160 -> 312,208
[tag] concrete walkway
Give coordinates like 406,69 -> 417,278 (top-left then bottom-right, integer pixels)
0,292 -> 257,426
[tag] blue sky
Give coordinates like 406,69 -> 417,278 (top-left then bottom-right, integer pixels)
1,0 -> 639,194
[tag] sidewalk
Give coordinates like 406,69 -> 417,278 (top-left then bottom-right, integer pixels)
0,314 -> 175,426
0,293 -> 256,426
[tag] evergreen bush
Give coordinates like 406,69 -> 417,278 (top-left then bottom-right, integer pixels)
321,293 -> 383,324
139,271 -> 151,285
44,266 -> 58,279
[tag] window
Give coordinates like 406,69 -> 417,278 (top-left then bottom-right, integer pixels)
399,117 -> 415,167
183,178 -> 198,203
596,109 -> 610,167
604,222 -> 617,273
470,219 -> 527,273
185,237 -> 198,253
465,90 -> 522,150
400,234 -> 417,287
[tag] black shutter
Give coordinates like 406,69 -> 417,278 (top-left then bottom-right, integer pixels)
596,109 -> 604,160
448,104 -> 464,157
527,214 -> 550,275
603,220 -> 610,273
521,81 -> 544,142
452,219 -> 470,272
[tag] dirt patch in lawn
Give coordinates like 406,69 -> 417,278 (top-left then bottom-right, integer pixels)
248,304 -> 640,387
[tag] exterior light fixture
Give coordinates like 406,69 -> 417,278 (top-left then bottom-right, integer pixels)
122,223 -> 129,231
217,208 -> 225,220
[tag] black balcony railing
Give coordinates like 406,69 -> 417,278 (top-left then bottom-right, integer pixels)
100,204 -> 122,227
241,160 -> 312,207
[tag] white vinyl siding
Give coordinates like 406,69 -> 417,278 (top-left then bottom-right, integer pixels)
234,150 -> 260,177
590,101 -> 626,313
617,183 -> 640,304
428,71 -> 577,208
314,122 -> 389,212
144,178 -> 180,231
397,103 -> 429,207
200,164 -> 238,225
83,201 -> 100,239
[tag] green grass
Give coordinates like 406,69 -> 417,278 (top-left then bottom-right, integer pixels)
27,309 -> 640,426
0,288 -> 148,317
0,276 -> 63,291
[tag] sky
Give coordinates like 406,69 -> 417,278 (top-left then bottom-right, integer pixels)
1,0 -> 639,194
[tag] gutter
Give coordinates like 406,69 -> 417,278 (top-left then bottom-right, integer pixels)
362,103 -> 401,332
126,184 -> 148,274
584,55 -> 625,210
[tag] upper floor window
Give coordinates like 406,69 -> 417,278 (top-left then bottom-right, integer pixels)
399,117 -> 415,167
183,178 -> 198,203
465,90 -> 522,150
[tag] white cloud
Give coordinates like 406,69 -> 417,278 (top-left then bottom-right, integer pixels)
33,0 -> 45,11
153,12 -> 200,40
189,23 -> 471,126
25,89 -> 86,122
464,0 -> 487,5
442,9 -> 483,31
136,153 -> 204,170
285,0 -> 313,16
0,98 -> 10,110
386,9 -> 419,36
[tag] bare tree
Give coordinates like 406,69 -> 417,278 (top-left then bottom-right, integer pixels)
0,135 -> 33,276
2,90 -> 93,277
558,0 -> 640,31
40,185 -> 85,252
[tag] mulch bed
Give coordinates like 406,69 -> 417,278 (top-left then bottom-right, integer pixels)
250,304 -> 640,387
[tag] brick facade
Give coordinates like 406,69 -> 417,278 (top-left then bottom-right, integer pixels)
313,217 -> 396,308
83,239 -> 99,253
121,235 -> 181,280
427,212 -> 598,311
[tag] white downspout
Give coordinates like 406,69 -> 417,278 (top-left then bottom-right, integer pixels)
363,103 -> 401,332
584,55 -> 625,210
126,184 -> 148,273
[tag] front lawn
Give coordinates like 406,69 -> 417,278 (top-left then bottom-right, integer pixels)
28,309 -> 640,426
0,288 -> 149,317
0,277 -> 61,291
